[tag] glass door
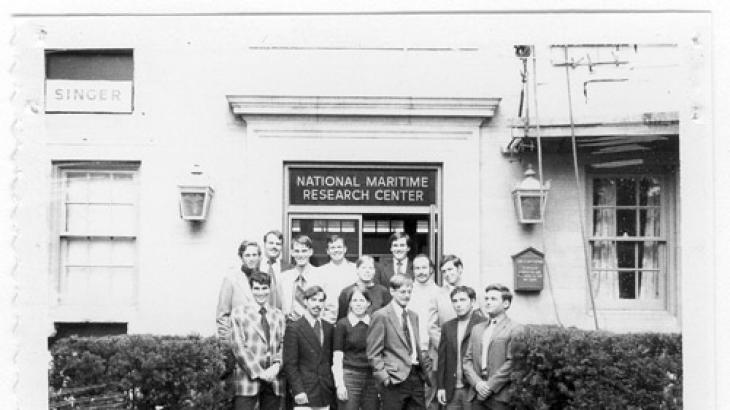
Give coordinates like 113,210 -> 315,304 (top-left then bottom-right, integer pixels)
287,214 -> 362,267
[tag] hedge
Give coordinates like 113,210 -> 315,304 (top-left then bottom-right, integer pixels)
510,326 -> 682,409
49,334 -> 233,409
50,328 -> 681,409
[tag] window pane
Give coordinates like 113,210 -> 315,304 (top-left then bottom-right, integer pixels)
110,238 -> 136,265
591,240 -> 616,269
341,221 -> 356,233
593,209 -> 616,237
618,271 -> 637,299
638,241 -> 659,269
592,178 -> 615,206
313,220 -> 326,233
87,172 -> 112,203
616,242 -> 636,268
639,177 -> 661,206
64,266 -> 134,306
520,196 -> 541,220
327,220 -> 341,232
65,172 -> 88,202
112,173 -> 136,203
640,208 -> 661,237
87,204 -> 114,232
46,50 -> 133,81
616,209 -> 637,236
616,178 -> 636,206
66,204 -> 88,232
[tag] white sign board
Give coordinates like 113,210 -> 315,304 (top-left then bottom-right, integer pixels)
45,79 -> 133,113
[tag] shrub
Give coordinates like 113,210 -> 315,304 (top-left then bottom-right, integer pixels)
49,334 -> 233,409
510,325 -> 682,410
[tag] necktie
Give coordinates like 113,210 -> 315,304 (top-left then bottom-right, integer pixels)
481,319 -> 498,371
267,261 -> 281,309
313,319 -> 322,345
396,260 -> 403,275
402,309 -> 413,354
294,275 -> 307,314
260,306 -> 270,343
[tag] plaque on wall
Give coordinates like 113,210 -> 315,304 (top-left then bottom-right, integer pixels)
512,247 -> 545,292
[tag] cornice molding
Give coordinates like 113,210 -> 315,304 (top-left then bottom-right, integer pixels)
510,111 -> 679,138
227,95 -> 501,120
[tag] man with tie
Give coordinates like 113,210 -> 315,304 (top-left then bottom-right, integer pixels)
436,286 -> 486,410
463,284 -> 523,410
310,235 -> 358,323
374,232 -> 414,287
367,274 -> 431,410
259,230 -> 291,310
230,272 -> 286,410
283,285 -> 336,409
280,235 -> 318,322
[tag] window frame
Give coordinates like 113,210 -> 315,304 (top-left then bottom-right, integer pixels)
51,161 -> 140,311
586,172 -> 675,311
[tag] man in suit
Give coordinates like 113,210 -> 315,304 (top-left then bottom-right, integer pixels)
217,240 -> 261,344
283,285 -> 335,409
259,229 -> 291,310
281,235 -> 336,323
230,272 -> 286,410
367,274 -> 431,410
436,286 -> 487,410
374,232 -> 414,287
463,284 -> 523,410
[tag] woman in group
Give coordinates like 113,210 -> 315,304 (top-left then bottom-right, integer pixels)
332,287 -> 379,410
336,255 -> 391,321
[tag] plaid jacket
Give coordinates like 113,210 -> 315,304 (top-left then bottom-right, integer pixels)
230,303 -> 286,396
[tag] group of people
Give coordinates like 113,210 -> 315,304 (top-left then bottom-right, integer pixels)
217,230 -> 523,410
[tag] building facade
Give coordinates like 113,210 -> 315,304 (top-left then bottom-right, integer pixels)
11,7 -> 713,409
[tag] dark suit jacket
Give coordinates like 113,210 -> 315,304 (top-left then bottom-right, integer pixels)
437,313 -> 487,402
283,317 -> 335,406
462,316 -> 523,403
374,257 -> 414,287
366,302 -> 430,386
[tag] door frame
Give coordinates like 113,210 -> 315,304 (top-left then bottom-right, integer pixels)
282,162 -> 443,275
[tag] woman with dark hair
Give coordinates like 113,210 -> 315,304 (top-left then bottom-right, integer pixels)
332,287 -> 379,410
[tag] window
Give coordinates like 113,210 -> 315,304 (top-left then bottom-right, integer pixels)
45,49 -> 134,113
55,162 -> 139,308
589,176 -> 667,310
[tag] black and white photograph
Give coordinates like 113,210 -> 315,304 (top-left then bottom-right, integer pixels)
1,2 -> 728,409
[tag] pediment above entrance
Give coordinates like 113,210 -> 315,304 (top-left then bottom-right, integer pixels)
226,95 -> 500,120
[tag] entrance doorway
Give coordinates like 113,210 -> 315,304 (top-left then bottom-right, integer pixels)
288,213 -> 438,268
284,163 -> 442,279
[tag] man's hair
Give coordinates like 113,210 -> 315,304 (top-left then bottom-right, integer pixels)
388,231 -> 411,247
263,230 -> 283,243
303,285 -> 326,301
237,240 -> 261,258
291,234 -> 313,249
389,274 -> 414,290
346,287 -> 372,306
440,254 -> 463,270
485,283 -> 513,306
413,253 -> 434,272
450,285 -> 476,301
356,254 -> 375,268
249,271 -> 272,288
327,234 -> 346,247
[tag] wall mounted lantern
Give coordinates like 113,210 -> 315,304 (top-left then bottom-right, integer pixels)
512,164 -> 550,224
178,165 -> 214,221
